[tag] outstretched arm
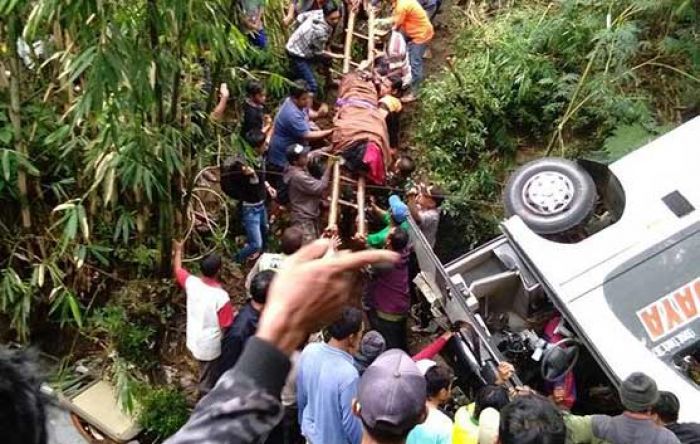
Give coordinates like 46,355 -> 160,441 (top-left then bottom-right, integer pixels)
412,332 -> 452,361
407,193 -> 422,224
211,83 -> 230,121
304,128 -> 333,140
172,240 -> 190,288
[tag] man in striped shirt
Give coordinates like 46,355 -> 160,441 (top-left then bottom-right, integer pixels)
285,2 -> 342,94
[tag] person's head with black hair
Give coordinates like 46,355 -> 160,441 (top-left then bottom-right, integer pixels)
250,270 -> 275,306
281,226 -> 304,255
0,347 -> 47,444
387,226 -> 409,252
425,364 -> 453,406
327,306 -> 364,355
474,385 -> 510,419
245,128 -> 266,153
418,183 -> 445,209
290,80 -> 312,109
245,80 -> 266,105
322,2 -> 342,25
653,391 -> 680,425
389,76 -> 404,97
393,155 -> 415,179
201,253 -> 222,278
499,394 -> 566,444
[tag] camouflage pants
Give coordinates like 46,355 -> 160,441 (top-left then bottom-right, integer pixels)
294,220 -> 320,245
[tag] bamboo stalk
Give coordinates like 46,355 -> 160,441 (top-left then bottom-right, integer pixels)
343,11 -> 357,73
366,1 -> 376,70
8,17 -> 31,229
357,176 -> 366,236
327,160 -> 342,232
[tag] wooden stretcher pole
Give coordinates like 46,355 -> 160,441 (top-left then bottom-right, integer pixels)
357,176 -> 366,236
366,0 -> 376,69
326,160 -> 342,233
342,10 -> 357,74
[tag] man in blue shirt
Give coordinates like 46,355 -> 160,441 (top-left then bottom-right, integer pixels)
297,307 -> 364,444
266,81 -> 333,190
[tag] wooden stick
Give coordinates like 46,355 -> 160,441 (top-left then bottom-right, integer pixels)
357,176 -> 366,236
353,32 -> 382,41
366,0 -> 376,70
339,198 -> 359,209
343,11 -> 357,74
327,160 -> 342,232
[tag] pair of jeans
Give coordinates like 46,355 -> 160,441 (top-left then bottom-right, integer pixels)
407,41 -> 428,94
289,53 -> 318,94
236,202 -> 268,263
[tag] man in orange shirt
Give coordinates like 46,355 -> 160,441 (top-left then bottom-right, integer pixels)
377,0 -> 434,101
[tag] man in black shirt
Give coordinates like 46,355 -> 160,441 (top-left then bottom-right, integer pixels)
241,81 -> 271,146
211,270 -> 275,385
221,130 -> 275,263
654,391 -> 700,444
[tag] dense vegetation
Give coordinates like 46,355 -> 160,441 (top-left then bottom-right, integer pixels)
1,0 -> 292,435
0,0 -> 698,438
415,0 -> 699,259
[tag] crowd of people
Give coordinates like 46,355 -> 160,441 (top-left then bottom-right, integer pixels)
3,1 -> 700,444
5,239 -> 700,444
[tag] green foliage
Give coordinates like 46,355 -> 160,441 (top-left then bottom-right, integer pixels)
0,267 -> 33,341
137,385 -> 190,439
415,0 -> 698,252
589,121 -> 676,163
112,356 -> 142,414
92,305 -> 157,369
0,0 -> 293,343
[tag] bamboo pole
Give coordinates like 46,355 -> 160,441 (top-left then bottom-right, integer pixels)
366,0 -> 376,70
8,17 -> 31,229
326,160 -> 342,233
357,176 -> 366,236
342,11 -> 357,73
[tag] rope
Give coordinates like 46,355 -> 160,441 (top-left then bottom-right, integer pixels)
216,166 -> 493,204
181,177 -> 231,263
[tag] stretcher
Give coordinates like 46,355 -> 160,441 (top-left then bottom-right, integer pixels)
325,1 -> 387,238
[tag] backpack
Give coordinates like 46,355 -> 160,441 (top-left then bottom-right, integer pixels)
220,156 -> 246,201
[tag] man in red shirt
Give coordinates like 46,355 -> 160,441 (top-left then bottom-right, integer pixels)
172,240 -> 234,396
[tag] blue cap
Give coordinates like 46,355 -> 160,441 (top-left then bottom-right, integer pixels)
389,195 -> 409,223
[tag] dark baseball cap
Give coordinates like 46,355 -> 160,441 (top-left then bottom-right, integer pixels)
286,143 -> 310,163
360,330 -> 387,361
357,349 -> 427,436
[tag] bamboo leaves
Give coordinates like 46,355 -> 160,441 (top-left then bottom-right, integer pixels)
52,200 -> 90,245
49,286 -> 83,328
0,267 -> 32,341
0,0 -> 291,345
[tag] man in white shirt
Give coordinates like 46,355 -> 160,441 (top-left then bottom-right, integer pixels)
244,226 -> 304,291
407,364 -> 454,444
172,240 -> 233,397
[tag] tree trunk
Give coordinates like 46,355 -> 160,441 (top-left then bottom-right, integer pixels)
7,16 -> 32,229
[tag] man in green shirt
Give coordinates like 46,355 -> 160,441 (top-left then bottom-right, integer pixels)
366,195 -> 410,249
